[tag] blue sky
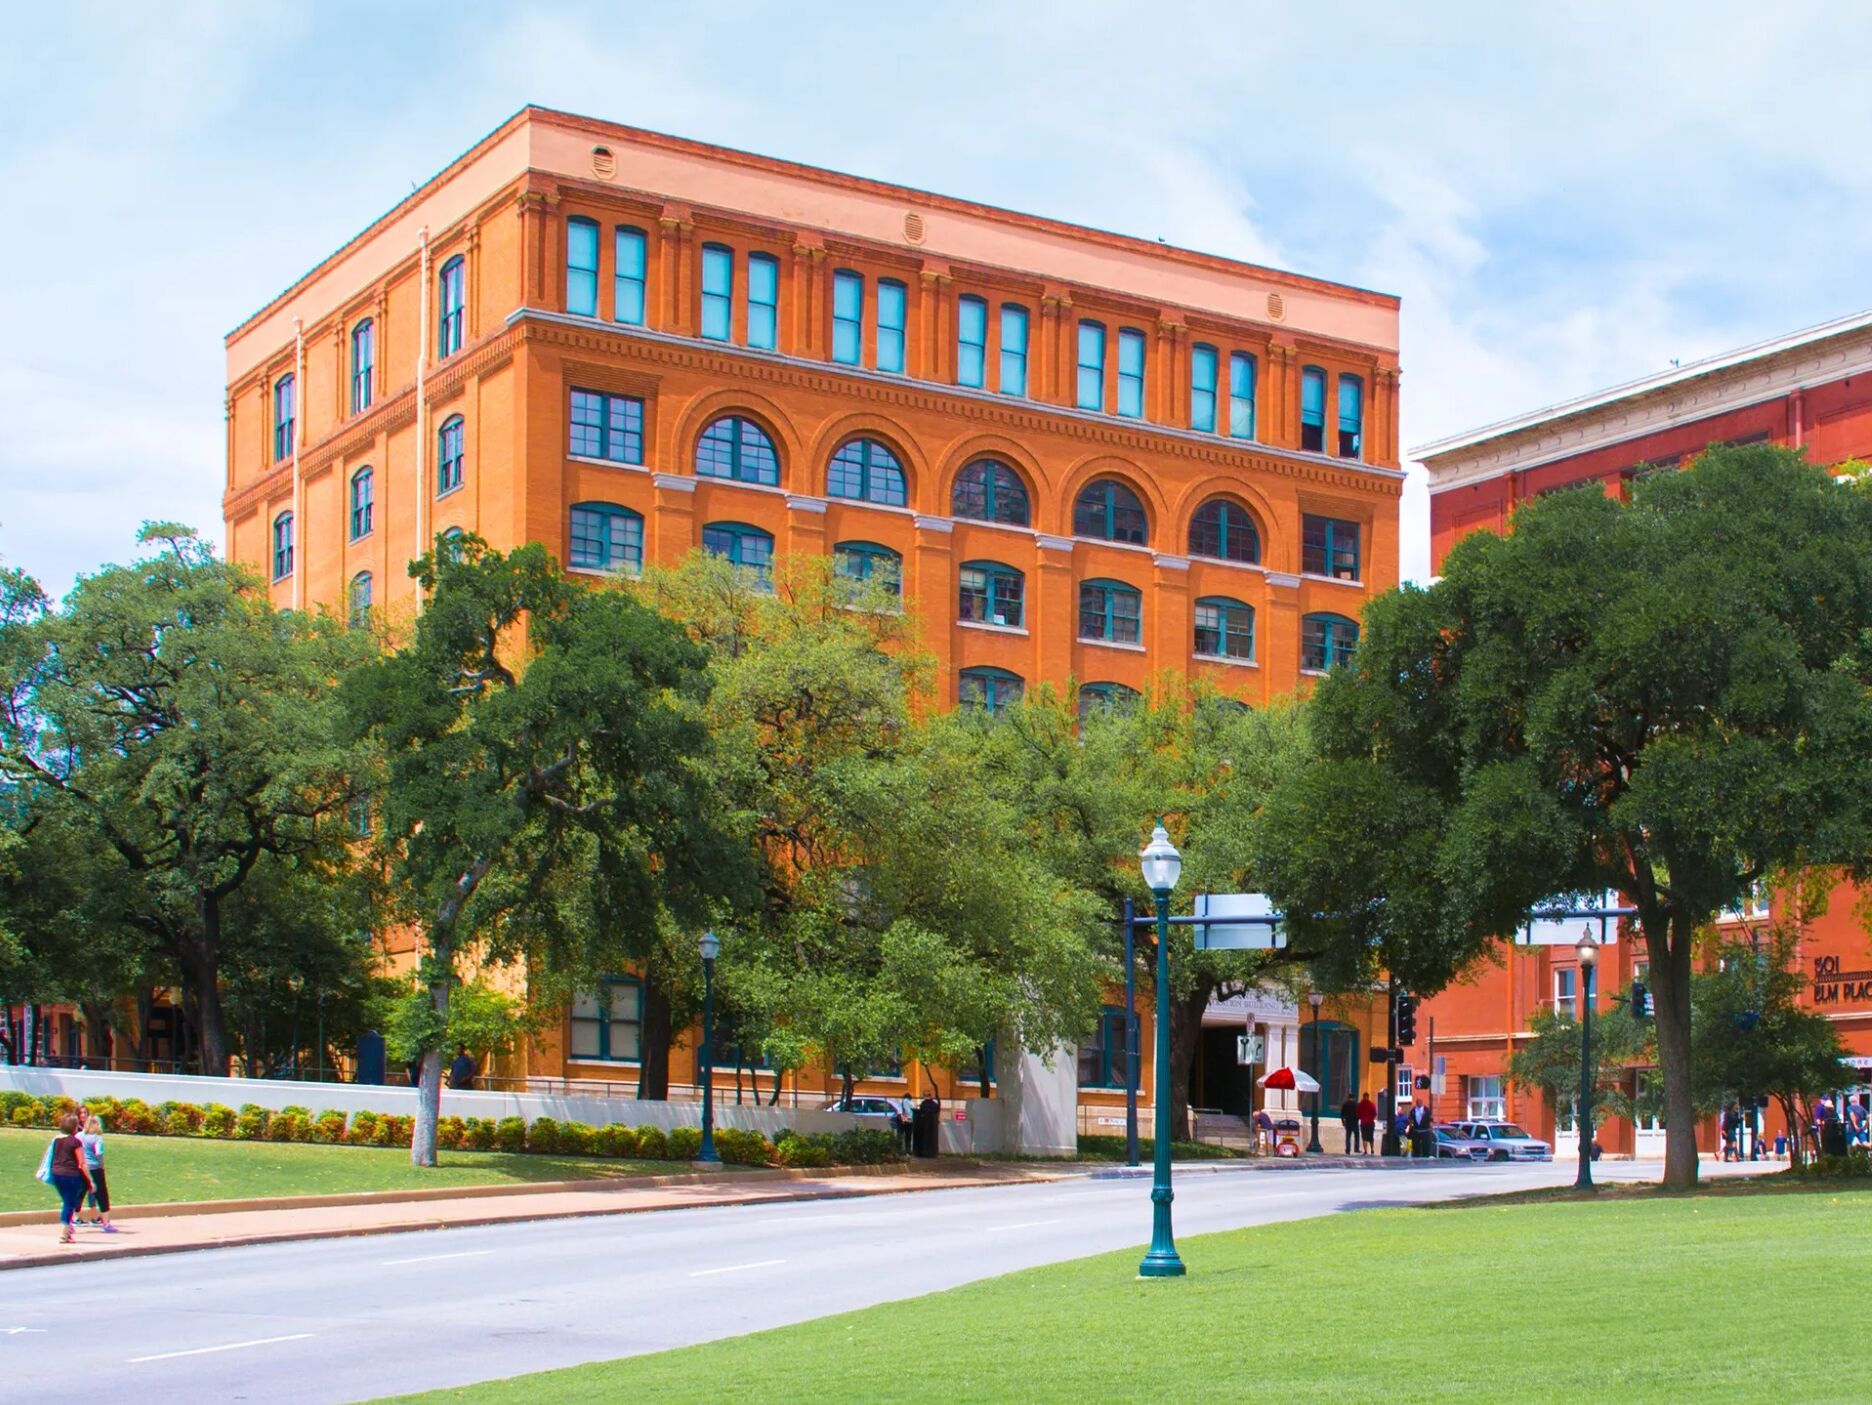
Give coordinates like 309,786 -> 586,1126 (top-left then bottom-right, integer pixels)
7,1 -> 1872,593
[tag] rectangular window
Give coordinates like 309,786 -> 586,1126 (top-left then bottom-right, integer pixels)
566,217 -> 599,317
876,279 -> 907,373
832,270 -> 863,365
1076,321 -> 1106,411
1467,1075 -> 1506,1122
1117,328 -> 1146,418
999,304 -> 1029,396
956,295 -> 987,388
1302,514 -> 1361,580
1554,968 -> 1577,1021
700,244 -> 732,342
1077,1006 -> 1128,1088
1338,374 -> 1364,459
1229,352 -> 1257,440
351,322 -> 374,415
438,258 -> 465,359
614,227 -> 647,326
747,253 -> 779,350
569,506 -> 643,574
1395,1065 -> 1415,1108
568,390 -> 644,464
569,980 -> 643,1062
1300,366 -> 1327,452
1190,344 -> 1218,433
273,375 -> 295,463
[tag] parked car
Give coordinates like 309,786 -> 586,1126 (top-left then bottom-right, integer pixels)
1431,1125 -> 1492,1161
821,1096 -> 908,1131
1453,1120 -> 1552,1161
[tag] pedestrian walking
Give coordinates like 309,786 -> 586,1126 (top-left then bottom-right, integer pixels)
77,1113 -> 116,1231
36,1114 -> 94,1246
1339,1094 -> 1359,1155
1721,1103 -> 1741,1162
448,1043 -> 479,1090
1847,1095 -> 1869,1149
1357,1091 -> 1377,1154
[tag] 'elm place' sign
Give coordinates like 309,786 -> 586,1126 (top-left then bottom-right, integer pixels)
1812,955 -> 1872,1006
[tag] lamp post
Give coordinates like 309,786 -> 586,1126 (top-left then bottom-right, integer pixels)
1305,991 -> 1325,1153
1574,928 -> 1597,1191
1137,821 -> 1185,1279
1122,897 -> 1140,1169
697,929 -> 721,1165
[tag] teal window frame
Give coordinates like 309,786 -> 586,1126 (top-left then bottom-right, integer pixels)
566,216 -> 599,317
958,561 -> 1024,628
876,278 -> 906,372
271,512 -> 293,581
1337,374 -> 1364,459
1077,1004 -> 1128,1087
1300,365 -> 1327,452
1072,479 -> 1148,545
748,252 -> 779,350
1076,320 -> 1106,410
832,270 -> 863,365
1188,498 -> 1259,564
956,1039 -> 997,1088
439,526 -> 465,561
952,460 -> 1030,526
350,319 -> 374,415
835,540 -> 902,598
702,521 -> 775,585
438,255 -> 465,358
695,416 -> 779,486
700,243 -> 733,342
569,389 -> 644,464
1117,327 -> 1146,418
827,438 -> 907,506
959,666 -> 1024,714
1078,682 -> 1141,719
569,502 -> 644,575
1194,596 -> 1254,661
1302,514 -> 1360,580
1302,612 -> 1360,671
437,415 -> 464,495
957,295 -> 987,388
999,304 -> 1029,396
1229,352 -> 1257,440
349,467 -> 374,540
273,374 -> 295,462
348,571 -> 372,629
614,226 -> 647,326
1190,343 -> 1218,432
569,978 -> 644,1062
1078,578 -> 1143,644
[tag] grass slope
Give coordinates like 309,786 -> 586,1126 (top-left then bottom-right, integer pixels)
385,1184 -> 1872,1405
0,1126 -> 702,1211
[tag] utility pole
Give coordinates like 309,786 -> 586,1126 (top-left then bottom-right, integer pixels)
1426,1016 -> 1437,1125
1122,897 -> 1140,1168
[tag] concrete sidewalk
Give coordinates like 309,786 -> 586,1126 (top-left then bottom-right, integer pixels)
0,1162 -> 1070,1271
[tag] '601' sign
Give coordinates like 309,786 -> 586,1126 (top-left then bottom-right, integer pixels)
1812,954 -> 1872,1006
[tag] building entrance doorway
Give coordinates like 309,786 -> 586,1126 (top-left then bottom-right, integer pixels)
1196,1026 -> 1260,1118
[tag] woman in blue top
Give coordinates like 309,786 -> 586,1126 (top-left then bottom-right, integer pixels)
77,1113 -> 116,1231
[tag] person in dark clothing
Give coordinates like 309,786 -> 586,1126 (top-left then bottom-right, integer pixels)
406,1057 -> 425,1088
1339,1095 -> 1359,1155
447,1044 -> 478,1090
1408,1102 -> 1433,1158
43,1114 -> 94,1245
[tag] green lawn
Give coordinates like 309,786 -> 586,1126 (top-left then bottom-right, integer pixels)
385,1183 -> 1872,1405
0,1126 -> 705,1211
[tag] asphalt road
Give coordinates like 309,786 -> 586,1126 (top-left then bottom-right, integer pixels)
0,1158 -> 1715,1404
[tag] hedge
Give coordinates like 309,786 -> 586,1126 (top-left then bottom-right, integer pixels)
0,1089 -> 907,1170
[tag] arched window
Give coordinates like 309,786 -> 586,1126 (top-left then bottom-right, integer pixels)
695,416 -> 779,486
702,521 -> 774,586
1078,682 -> 1141,719
566,216 -> 599,317
348,572 -> 373,629
1078,579 -> 1142,644
439,526 -> 465,562
1194,597 -> 1254,661
1300,365 -> 1327,453
271,512 -> 293,581
350,319 -> 374,414
570,502 -> 644,575
827,438 -> 906,507
1073,479 -> 1148,545
438,255 -> 465,358
835,541 -> 902,598
1302,612 -> 1360,671
1188,498 -> 1260,564
273,374 -> 295,463
437,415 -> 465,495
614,226 -> 647,326
958,561 -> 1024,629
951,460 -> 1030,526
959,667 -> 1023,714
349,467 -> 374,540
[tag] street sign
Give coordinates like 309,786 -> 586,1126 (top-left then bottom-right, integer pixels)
1192,892 -> 1287,950
1236,1033 -> 1265,1066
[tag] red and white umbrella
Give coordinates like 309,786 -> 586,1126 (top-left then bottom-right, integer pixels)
1258,1066 -> 1320,1093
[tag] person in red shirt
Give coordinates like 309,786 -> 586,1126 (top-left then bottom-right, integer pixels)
1356,1092 -> 1377,1154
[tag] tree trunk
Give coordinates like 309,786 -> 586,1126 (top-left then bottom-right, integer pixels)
636,964 -> 672,1100
80,1002 -> 111,1068
1167,986 -> 1211,1143
1647,911 -> 1700,1189
189,898 -> 233,1076
978,1045 -> 992,1100
410,938 -> 451,1169
1776,1092 -> 1804,1169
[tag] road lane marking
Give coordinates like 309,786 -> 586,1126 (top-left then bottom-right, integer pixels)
986,1219 -> 1061,1232
688,1259 -> 785,1277
381,1250 -> 497,1266
128,1334 -> 313,1364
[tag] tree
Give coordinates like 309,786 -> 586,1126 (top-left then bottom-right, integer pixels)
1257,445 -> 1872,1187
1506,989 -> 1650,1138
346,537 -> 738,1165
0,525 -> 374,1073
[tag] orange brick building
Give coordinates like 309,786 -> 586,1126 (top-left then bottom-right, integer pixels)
222,106 -> 1403,1103
1417,310 -> 1872,1155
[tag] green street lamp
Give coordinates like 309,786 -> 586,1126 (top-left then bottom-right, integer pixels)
1574,928 -> 1596,1191
1305,990 -> 1325,1154
1137,820 -> 1185,1279
697,929 -> 721,1165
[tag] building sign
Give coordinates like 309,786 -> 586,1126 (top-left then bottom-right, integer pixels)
1812,955 -> 1872,1006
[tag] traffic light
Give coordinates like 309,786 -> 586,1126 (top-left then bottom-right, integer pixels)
1631,981 -> 1651,1020
1396,992 -> 1418,1046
